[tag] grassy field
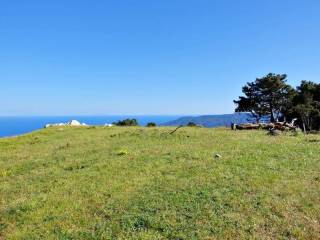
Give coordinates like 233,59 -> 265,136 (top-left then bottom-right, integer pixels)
0,127 -> 319,239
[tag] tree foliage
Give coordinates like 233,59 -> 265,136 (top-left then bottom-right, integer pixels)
235,74 -> 320,131
234,73 -> 294,122
289,81 -> 320,130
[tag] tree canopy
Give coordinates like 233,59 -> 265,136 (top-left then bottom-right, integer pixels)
235,74 -> 320,131
289,81 -> 320,131
234,73 -> 294,123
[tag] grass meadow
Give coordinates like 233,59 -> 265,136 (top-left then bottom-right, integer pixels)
0,127 -> 319,239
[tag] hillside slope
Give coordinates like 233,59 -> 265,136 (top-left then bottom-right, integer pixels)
162,113 -> 253,127
0,127 -> 319,239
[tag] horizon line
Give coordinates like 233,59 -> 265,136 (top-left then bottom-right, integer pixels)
0,112 -> 240,117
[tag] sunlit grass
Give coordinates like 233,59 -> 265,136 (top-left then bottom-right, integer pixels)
0,127 -> 319,239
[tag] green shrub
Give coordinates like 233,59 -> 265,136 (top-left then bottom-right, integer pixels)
187,122 -> 197,127
146,122 -> 156,127
113,119 -> 139,126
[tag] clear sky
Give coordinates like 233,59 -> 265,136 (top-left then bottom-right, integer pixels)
1,0 -> 320,115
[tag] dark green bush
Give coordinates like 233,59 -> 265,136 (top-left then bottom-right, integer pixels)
113,119 -> 139,126
146,122 -> 156,127
187,122 -> 197,127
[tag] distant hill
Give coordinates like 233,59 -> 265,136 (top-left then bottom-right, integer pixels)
162,113 -> 254,128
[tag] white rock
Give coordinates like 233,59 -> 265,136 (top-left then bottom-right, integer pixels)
104,123 -> 113,127
45,120 -> 87,128
68,120 -> 81,126
215,154 -> 222,158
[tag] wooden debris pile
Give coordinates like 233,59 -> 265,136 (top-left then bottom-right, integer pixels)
232,119 -> 298,131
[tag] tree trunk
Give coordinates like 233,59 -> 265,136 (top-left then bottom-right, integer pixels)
270,103 -> 275,123
270,112 -> 275,123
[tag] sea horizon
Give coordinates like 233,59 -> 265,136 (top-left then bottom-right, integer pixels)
0,115 -> 184,138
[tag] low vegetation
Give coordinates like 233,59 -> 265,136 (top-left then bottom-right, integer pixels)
113,118 -> 139,126
187,122 -> 197,127
1,126 -> 319,239
146,122 -> 156,127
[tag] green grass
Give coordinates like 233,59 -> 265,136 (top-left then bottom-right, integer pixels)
0,127 -> 319,239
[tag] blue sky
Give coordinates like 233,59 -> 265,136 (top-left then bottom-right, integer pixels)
1,0 -> 320,115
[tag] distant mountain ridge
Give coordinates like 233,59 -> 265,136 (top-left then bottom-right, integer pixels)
162,113 -> 253,128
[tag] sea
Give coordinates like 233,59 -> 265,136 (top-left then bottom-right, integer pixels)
0,116 -> 181,138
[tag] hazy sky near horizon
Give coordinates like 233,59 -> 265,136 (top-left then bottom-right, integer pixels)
1,0 -> 320,115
